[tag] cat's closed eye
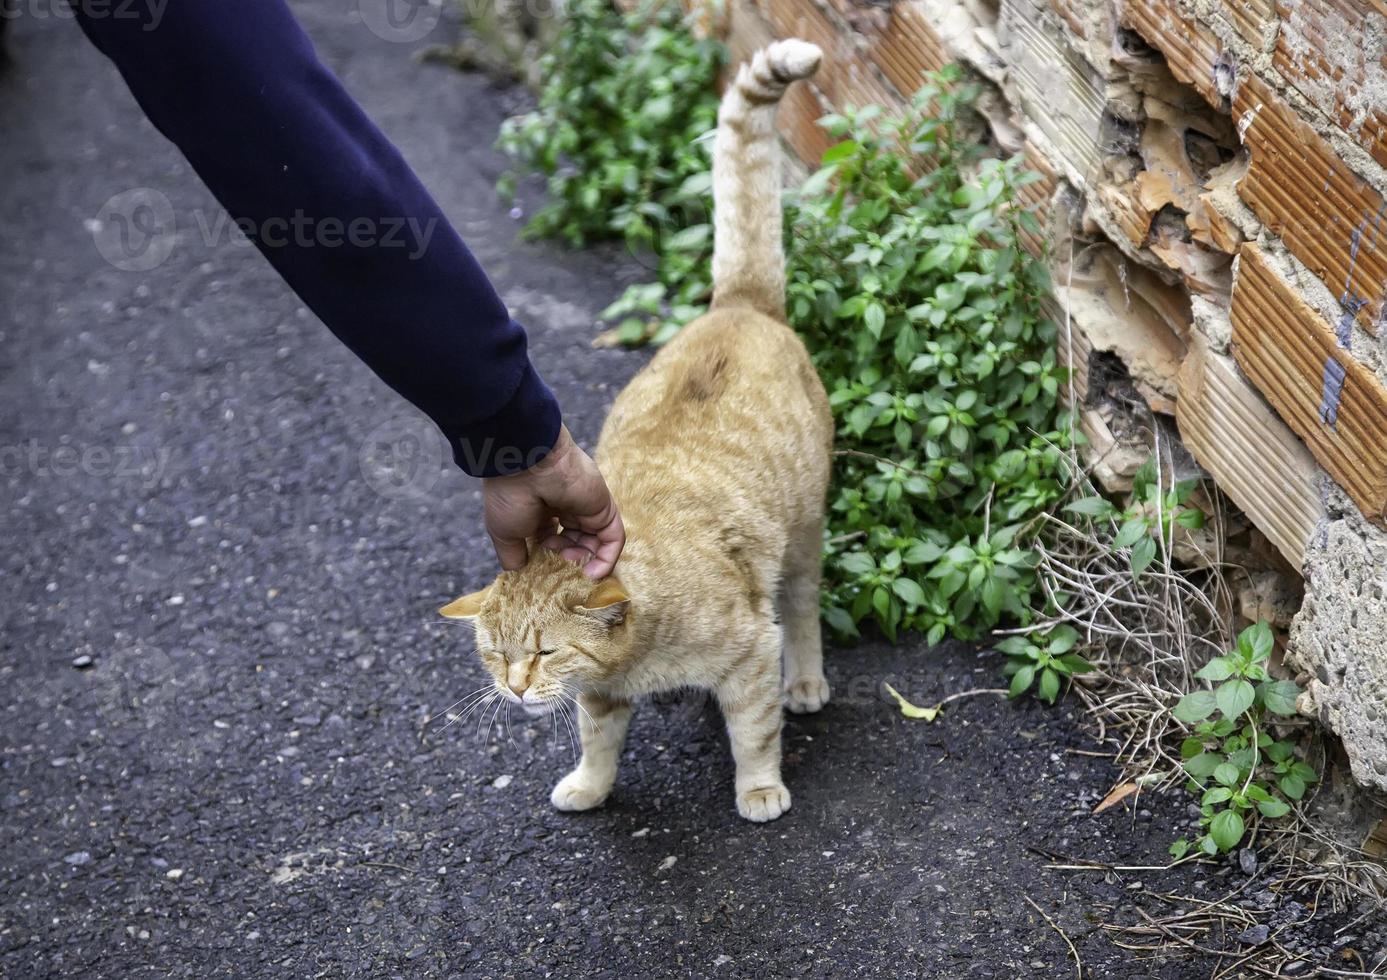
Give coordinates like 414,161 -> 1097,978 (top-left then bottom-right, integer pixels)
538,649 -> 556,657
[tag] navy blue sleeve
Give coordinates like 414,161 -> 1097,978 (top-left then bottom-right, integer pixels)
73,0 -> 562,477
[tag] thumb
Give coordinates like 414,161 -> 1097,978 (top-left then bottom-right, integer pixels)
490,532 -> 530,572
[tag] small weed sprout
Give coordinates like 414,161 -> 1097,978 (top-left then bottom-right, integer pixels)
1169,621 -> 1315,856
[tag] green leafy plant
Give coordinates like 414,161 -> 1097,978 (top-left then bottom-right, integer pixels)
500,19 -> 1072,648
1063,456 -> 1205,581
998,625 -> 1094,703
790,72 -> 1070,642
496,0 -> 723,339
1169,622 -> 1314,857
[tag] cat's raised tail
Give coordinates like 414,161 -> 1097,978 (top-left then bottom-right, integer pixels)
709,39 -> 822,321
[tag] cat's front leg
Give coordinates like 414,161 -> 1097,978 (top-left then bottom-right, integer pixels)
716,628 -> 791,822
551,692 -> 632,812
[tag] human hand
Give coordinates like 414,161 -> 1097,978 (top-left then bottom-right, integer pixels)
482,426 -> 625,579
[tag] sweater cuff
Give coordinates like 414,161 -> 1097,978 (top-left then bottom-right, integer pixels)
449,360 -> 563,477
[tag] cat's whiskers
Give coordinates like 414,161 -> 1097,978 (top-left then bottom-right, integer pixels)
437,688 -> 498,734
479,693 -> 506,741
568,688 -> 602,738
553,697 -> 579,759
553,681 -> 601,740
428,684 -> 494,725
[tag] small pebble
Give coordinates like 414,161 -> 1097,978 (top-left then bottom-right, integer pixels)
71,655 -> 93,669
657,855 -> 677,872
1237,924 -> 1270,946
165,868 -> 184,881
63,851 -> 92,866
492,775 -> 512,789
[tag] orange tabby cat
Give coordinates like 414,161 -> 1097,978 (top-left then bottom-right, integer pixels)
441,39 -> 832,822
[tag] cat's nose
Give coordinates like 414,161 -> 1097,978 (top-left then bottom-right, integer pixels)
508,681 -> 528,698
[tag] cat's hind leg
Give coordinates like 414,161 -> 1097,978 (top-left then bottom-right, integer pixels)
716,621 -> 791,822
551,692 -> 632,812
780,521 -> 830,714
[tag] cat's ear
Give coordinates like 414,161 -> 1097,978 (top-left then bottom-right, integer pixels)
439,587 -> 490,620
575,579 -> 630,626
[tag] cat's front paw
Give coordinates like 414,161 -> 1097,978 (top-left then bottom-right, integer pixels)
550,771 -> 611,812
736,782 -> 791,822
784,675 -> 830,714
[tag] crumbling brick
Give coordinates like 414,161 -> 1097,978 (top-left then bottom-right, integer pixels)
1119,0 -> 1229,110
1176,332 -> 1325,566
1234,74 -> 1387,335
1273,0 -> 1387,170
1231,244 -> 1387,526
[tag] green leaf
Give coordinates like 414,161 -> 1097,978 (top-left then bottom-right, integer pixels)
1037,667 -> 1060,704
1056,653 -> 1092,675
1289,761 -> 1317,783
820,140 -> 860,164
903,541 -> 945,564
823,606 -> 859,637
1241,621 -> 1274,662
1129,536 -> 1157,578
883,682 -> 938,721
1113,519 -> 1148,549
1194,657 -> 1236,682
1209,809 -> 1245,852
1169,838 -> 1190,859
1279,774 -> 1307,800
1213,763 -> 1240,787
837,552 -> 876,576
1046,625 -> 1080,654
1064,496 -> 1114,517
664,223 -> 710,251
1173,690 -> 1218,724
1261,680 -> 1301,716
1182,752 -> 1222,780
798,164 -> 838,199
864,302 -> 886,337
1217,679 -> 1256,719
1009,664 -> 1036,698
1256,798 -> 1291,819
1175,508 -> 1206,529
891,577 -> 927,607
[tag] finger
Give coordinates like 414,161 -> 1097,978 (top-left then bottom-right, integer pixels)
540,532 -> 599,570
559,530 -> 602,554
558,544 -> 593,567
580,510 -> 625,580
490,532 -> 530,572
537,532 -> 571,554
